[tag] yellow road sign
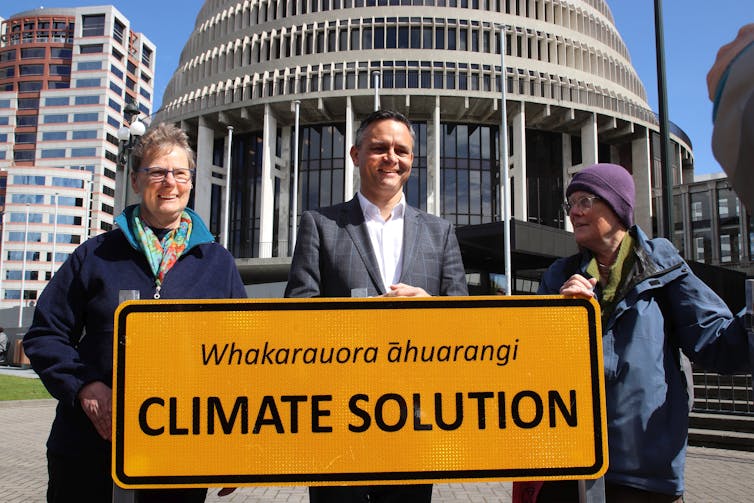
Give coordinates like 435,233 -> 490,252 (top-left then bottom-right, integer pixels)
113,296 -> 606,488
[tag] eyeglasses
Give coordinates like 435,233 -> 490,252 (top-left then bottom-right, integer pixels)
136,167 -> 195,184
562,195 -> 600,214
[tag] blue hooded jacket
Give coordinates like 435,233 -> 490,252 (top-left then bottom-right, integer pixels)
539,226 -> 750,495
24,205 -> 247,456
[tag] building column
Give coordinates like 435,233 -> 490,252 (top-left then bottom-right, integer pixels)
631,127 -> 652,232
279,122 -> 292,255
426,97 -> 441,216
709,183 -> 720,264
345,97 -> 356,199
562,133 -> 573,232
581,112 -> 598,167
194,117 -> 214,224
510,101 -> 527,221
259,104 -> 277,258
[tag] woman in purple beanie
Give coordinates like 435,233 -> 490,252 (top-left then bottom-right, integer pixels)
525,163 -> 751,502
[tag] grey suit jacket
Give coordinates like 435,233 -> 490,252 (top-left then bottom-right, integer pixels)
285,196 -> 468,298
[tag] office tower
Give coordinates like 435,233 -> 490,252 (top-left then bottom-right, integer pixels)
0,6 -> 155,309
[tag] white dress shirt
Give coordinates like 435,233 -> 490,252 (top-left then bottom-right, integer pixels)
357,192 -> 405,291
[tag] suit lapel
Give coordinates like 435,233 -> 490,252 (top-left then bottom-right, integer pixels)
340,197 -> 385,294
400,205 -> 420,282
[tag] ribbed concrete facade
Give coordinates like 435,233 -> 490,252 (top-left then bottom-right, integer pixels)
155,0 -> 694,285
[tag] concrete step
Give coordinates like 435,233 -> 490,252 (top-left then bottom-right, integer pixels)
689,412 -> 754,434
688,427 -> 754,452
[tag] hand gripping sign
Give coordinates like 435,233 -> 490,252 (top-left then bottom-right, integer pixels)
112,296 -> 607,489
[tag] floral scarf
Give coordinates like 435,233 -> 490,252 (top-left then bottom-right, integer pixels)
132,206 -> 192,299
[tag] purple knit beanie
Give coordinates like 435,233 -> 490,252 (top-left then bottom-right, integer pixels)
566,163 -> 635,228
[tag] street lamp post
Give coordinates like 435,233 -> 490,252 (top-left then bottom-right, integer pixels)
222,125 -> 234,249
116,103 -> 146,214
498,25 -> 512,297
291,100 -> 301,253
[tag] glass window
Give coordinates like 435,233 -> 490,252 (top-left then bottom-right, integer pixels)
20,64 -> 44,76
72,130 -> 98,140
110,64 -> 124,79
448,28 -> 457,50
13,150 -> 36,161
79,60 -> 103,71
142,46 -> 153,68
43,131 -> 67,141
50,47 -> 72,58
12,194 -> 45,204
45,97 -> 69,106
49,64 -> 71,76
41,149 -> 66,158
71,147 -> 97,157
44,114 -> 68,124
0,50 -> 16,62
80,44 -> 103,54
410,27 -> 420,48
57,196 -> 77,206
18,98 -> 39,109
82,14 -> 105,37
441,123 -> 499,226
374,27 -> 384,49
18,81 -> 43,92
52,177 -> 85,188
13,175 -> 45,185
75,95 -> 100,105
17,115 -> 37,126
387,26 -> 398,48
15,133 -> 36,144
362,27 -> 373,49
21,47 -> 45,59
76,78 -> 101,88
113,19 -> 126,44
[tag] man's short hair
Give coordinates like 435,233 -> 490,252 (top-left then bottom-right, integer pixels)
354,110 -> 416,148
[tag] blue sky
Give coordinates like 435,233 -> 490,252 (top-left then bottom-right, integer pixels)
7,1 -> 752,175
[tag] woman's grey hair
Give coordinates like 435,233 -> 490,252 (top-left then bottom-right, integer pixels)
131,122 -> 196,170
354,110 -> 416,148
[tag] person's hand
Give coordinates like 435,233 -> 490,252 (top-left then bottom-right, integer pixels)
381,283 -> 430,297
78,381 -> 112,441
559,274 -> 597,299
218,488 -> 236,496
707,24 -> 754,101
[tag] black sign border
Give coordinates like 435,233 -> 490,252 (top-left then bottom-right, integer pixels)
114,297 -> 603,486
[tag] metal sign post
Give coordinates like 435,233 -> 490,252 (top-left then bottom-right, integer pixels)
113,290 -> 140,503
747,280 -> 753,390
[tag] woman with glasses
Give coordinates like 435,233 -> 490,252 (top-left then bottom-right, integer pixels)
521,163 -> 751,503
24,123 -> 246,503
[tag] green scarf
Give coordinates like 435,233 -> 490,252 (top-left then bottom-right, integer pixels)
132,206 -> 193,299
586,233 -> 635,320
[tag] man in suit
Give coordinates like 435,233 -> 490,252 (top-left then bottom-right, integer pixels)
285,109 -> 468,502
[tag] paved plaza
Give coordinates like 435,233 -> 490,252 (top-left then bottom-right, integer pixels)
1,397 -> 753,502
